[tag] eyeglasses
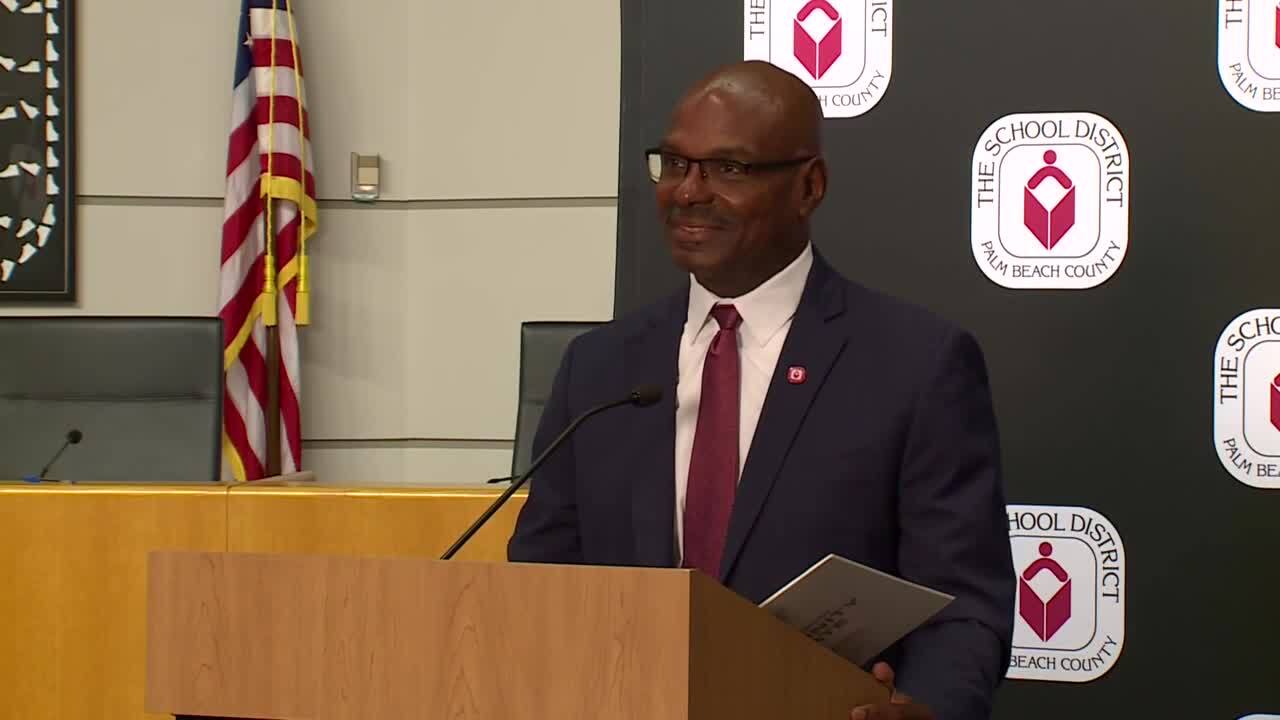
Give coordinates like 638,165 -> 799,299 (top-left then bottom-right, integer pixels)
644,148 -> 815,185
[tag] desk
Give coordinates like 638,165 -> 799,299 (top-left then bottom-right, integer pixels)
0,482 -> 526,720
227,484 -> 523,559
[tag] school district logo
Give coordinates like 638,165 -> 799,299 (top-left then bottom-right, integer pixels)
1218,0 -> 1280,111
1006,505 -> 1125,683
1213,309 -> 1280,488
743,0 -> 892,118
971,113 -> 1130,290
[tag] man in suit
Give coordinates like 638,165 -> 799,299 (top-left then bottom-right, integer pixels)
508,61 -> 1015,720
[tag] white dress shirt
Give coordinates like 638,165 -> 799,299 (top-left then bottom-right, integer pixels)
674,242 -> 814,561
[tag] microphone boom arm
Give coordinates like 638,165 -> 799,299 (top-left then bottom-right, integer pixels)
439,395 -> 634,561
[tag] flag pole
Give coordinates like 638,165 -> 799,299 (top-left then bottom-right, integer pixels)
262,208 -> 281,478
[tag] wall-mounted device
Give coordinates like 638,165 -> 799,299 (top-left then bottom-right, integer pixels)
351,152 -> 380,202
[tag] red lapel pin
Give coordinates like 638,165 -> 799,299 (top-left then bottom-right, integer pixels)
787,366 -> 807,384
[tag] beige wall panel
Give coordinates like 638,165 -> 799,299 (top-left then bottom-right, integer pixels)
303,445 -> 514,486
292,1 -> 410,200
300,206 -> 410,439
1,204 -> 220,317
78,1 -> 411,201
404,205 -> 616,439
78,1 -> 237,198
301,204 -> 614,441
0,203 -> 612,450
404,0 -> 621,200
2,201 -> 612,452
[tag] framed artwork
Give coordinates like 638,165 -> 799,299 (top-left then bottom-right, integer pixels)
0,0 -> 73,302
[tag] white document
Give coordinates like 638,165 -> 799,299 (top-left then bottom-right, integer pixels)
759,554 -> 954,666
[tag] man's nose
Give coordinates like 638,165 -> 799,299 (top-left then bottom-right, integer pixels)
673,162 -> 714,206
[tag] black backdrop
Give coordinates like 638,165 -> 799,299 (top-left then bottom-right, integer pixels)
614,1 -> 1279,717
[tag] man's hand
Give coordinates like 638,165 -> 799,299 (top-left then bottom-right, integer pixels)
849,662 -> 935,720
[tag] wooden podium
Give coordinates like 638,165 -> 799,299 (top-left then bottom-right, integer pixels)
145,551 -> 888,719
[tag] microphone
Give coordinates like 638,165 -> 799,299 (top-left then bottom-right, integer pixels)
24,428 -> 83,483
440,384 -> 663,560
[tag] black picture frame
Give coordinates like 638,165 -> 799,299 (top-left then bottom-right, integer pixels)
0,0 -> 74,302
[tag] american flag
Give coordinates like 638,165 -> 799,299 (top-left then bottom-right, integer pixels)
220,0 -> 317,481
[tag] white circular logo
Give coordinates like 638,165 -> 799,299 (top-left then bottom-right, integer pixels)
743,0 -> 893,118
971,112 -> 1130,290
1213,309 -> 1280,488
1006,505 -> 1126,683
1218,0 -> 1280,111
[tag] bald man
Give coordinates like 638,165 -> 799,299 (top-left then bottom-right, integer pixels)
509,61 -> 1015,720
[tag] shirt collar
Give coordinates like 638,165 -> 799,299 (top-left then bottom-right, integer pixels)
685,243 -> 813,348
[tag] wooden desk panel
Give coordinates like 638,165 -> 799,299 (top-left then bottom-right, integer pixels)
0,485 -> 60,718
0,483 -> 524,719
0,484 -> 228,720
227,485 -> 527,560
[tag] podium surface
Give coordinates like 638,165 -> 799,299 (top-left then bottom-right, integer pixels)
146,551 -> 888,720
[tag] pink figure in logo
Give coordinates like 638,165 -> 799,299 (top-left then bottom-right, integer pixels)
1024,150 -> 1076,250
1275,0 -> 1279,49
794,0 -> 842,80
1270,372 -> 1280,432
1018,541 -> 1072,642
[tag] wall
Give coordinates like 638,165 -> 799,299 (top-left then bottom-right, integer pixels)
3,0 -> 620,484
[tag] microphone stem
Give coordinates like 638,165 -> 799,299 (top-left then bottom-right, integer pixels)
439,396 -> 629,560
40,441 -> 70,480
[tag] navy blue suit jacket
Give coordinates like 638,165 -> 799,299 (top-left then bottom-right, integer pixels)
508,252 -> 1015,720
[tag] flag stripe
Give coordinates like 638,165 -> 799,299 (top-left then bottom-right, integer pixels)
251,66 -> 301,100
256,124 -> 310,162
223,390 -> 264,480
279,368 -> 302,470
238,335 -> 270,413
254,96 -> 310,139
221,198 -> 261,262
249,8 -> 295,39
220,252 -> 266,334
219,217 -> 263,299
225,121 -> 258,177
276,290 -> 303,470
260,154 -> 316,196
252,38 -> 298,70
274,212 -> 301,268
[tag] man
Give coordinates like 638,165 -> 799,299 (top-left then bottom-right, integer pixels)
508,60 -> 1015,720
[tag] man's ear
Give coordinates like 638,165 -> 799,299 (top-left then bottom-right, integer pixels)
798,157 -> 827,219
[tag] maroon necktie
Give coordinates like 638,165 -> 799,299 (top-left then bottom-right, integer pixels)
682,304 -> 742,577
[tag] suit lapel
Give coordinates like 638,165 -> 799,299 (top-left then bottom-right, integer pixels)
718,257 -> 849,580
625,291 -> 685,567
